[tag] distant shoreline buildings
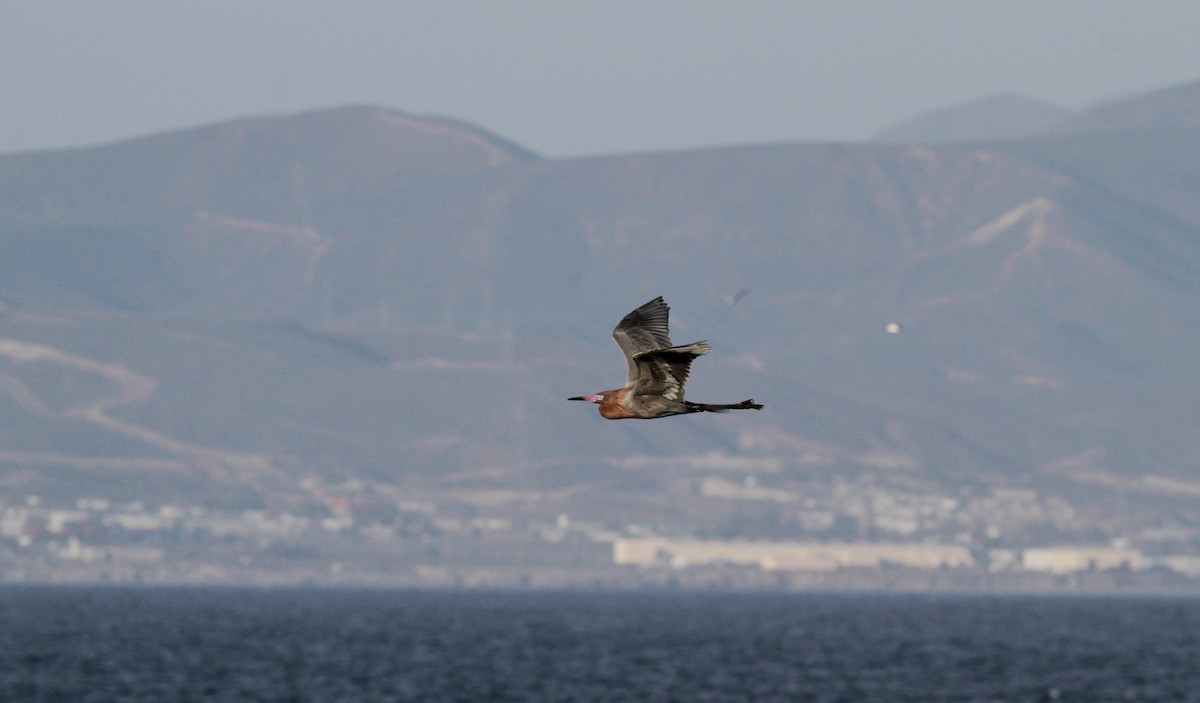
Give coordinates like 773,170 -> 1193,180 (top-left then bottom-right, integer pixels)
3,493 -> 1199,593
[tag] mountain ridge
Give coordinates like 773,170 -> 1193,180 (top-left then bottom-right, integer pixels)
872,93 -> 1068,144
3,80 -> 1200,550
873,79 -> 1200,145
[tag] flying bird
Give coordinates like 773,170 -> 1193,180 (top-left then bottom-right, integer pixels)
569,297 -> 763,419
724,287 -> 749,305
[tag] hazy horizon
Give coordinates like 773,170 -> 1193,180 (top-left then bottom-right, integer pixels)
4,1 -> 1200,158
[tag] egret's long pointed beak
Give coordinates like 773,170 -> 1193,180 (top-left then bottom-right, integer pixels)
568,394 -> 602,402
568,396 -> 587,401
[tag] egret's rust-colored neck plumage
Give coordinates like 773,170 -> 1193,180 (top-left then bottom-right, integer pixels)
595,388 -> 641,420
570,387 -> 642,419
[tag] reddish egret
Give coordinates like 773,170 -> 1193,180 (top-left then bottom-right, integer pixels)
569,296 -> 763,419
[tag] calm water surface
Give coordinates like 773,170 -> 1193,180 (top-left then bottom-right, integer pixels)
1,586 -> 1198,702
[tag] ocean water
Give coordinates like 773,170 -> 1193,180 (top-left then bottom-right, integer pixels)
0,587 -> 1198,702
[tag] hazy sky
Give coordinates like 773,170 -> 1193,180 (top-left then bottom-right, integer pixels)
4,1 -> 1200,158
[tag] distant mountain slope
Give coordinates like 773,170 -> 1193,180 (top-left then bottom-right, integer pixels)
875,80 -> 1200,144
872,94 -> 1068,144
0,106 -> 537,316
3,87 -> 1200,538
1045,80 -> 1200,135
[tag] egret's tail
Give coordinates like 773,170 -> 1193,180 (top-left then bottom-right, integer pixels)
685,399 -> 763,413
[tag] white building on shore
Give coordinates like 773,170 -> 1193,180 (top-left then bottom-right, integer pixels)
613,537 -> 973,571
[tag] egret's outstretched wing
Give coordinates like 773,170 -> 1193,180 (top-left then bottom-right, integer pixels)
611,296 -> 673,385
631,341 -> 711,402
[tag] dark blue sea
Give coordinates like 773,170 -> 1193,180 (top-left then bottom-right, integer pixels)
1,587 -> 1198,702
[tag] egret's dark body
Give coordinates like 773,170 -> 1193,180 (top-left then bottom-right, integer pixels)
569,297 -> 763,419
